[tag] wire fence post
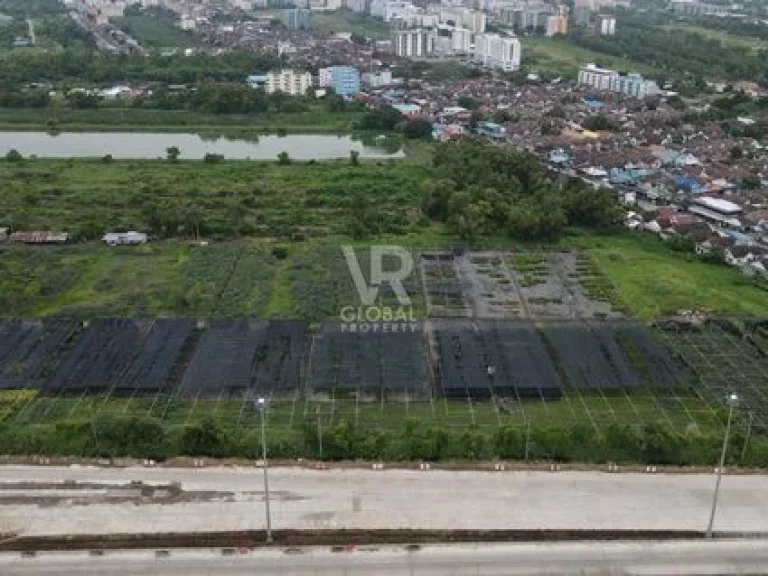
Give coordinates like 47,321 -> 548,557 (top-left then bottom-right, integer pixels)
524,419 -> 531,462
317,408 -> 323,459
741,412 -> 753,462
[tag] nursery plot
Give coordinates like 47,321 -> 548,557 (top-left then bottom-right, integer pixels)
290,246 -> 424,322
117,319 -> 195,393
179,320 -> 307,398
0,319 -> 77,389
541,322 -> 641,390
614,323 -> 689,387
656,319 -> 768,429
420,251 -> 471,317
504,252 -> 625,320
309,323 -> 428,397
45,319 -> 155,393
458,252 -> 524,319
432,319 -> 563,399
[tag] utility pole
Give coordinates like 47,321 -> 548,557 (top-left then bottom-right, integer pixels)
706,393 -> 739,538
256,397 -> 272,543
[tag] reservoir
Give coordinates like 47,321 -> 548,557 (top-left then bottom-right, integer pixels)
0,131 -> 404,160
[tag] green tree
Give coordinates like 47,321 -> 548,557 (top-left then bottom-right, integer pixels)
349,149 -> 360,166
277,151 -> 290,165
401,119 -> 433,140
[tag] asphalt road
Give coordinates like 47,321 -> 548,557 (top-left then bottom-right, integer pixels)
0,465 -> 768,535
2,540 -> 768,575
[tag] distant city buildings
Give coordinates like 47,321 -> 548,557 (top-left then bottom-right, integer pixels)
594,13 -> 616,35
318,66 -> 361,95
362,69 -> 393,88
578,64 -> 660,99
265,69 -> 313,95
282,9 -> 311,29
391,28 -> 435,56
545,5 -> 568,37
474,33 -> 521,71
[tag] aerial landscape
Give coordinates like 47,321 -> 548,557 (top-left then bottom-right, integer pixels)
1,0 -> 768,572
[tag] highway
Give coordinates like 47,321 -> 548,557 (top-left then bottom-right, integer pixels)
2,540 -> 768,575
0,465 -> 767,536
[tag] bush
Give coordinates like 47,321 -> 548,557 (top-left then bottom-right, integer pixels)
6,149 -> 23,162
203,153 -> 224,164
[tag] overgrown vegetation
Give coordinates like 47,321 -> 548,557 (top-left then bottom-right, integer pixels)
0,408 -> 765,466
422,137 -> 622,241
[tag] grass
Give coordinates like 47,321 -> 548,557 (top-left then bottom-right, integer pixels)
307,9 -> 391,40
522,37 -> 656,78
572,232 -> 768,318
112,13 -> 202,48
658,22 -> 765,50
0,106 -> 365,133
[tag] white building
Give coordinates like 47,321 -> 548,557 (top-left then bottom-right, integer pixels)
346,0 -> 368,11
266,70 -> 313,95
578,64 -> 658,99
595,14 -> 616,35
391,28 -> 435,57
577,63 -> 618,90
362,69 -> 393,88
473,33 -> 521,71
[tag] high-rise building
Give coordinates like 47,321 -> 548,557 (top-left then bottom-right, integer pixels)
282,9 -> 311,29
266,70 -> 314,95
318,66 -> 361,95
473,33 -> 521,71
578,64 -> 658,98
545,5 -> 568,36
577,63 -> 617,90
391,28 -> 435,57
594,14 -> 616,35
573,5 -> 591,24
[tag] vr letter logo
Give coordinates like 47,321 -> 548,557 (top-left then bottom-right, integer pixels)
342,246 -> 414,306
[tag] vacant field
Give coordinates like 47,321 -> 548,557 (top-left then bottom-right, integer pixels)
113,13 -> 202,48
575,233 -> 768,318
659,22 -> 765,50
521,37 -> 655,78
308,9 -> 391,40
0,106 -> 365,132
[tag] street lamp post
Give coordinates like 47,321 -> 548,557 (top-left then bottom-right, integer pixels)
256,397 -> 273,543
706,392 -> 739,539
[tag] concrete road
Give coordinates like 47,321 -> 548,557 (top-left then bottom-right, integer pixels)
0,465 -> 767,536
2,540 -> 768,575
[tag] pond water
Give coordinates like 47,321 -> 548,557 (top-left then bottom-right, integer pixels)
0,131 -> 404,160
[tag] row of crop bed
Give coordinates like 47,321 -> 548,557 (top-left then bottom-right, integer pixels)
0,318 -> 715,405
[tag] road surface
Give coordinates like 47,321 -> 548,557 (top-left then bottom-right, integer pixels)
0,465 -> 767,536
2,540 -> 768,575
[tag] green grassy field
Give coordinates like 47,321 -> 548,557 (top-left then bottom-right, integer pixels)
0,106 -> 365,133
113,13 -> 202,48
572,232 -> 768,318
659,22 -> 765,50
521,37 -> 656,78
308,9 -> 391,40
